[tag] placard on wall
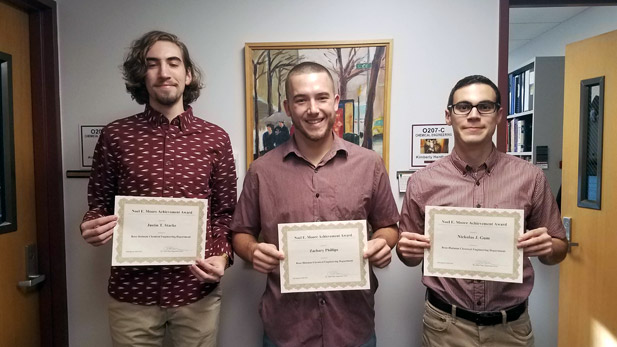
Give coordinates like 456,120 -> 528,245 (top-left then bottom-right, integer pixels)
411,124 -> 454,167
80,125 -> 103,168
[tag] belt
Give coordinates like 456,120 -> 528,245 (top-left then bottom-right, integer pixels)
427,290 -> 527,326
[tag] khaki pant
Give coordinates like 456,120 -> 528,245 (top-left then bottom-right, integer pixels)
422,300 -> 534,347
108,286 -> 222,347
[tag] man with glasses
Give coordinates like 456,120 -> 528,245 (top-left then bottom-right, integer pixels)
397,75 -> 567,346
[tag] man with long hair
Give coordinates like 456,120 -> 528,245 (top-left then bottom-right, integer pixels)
80,31 -> 236,346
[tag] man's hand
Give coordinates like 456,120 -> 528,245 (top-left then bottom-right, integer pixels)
190,255 -> 227,283
80,215 -> 118,246
251,243 -> 285,274
397,232 -> 430,267
364,238 -> 392,268
517,227 -> 553,257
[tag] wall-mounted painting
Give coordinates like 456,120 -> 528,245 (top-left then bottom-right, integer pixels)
244,40 -> 393,170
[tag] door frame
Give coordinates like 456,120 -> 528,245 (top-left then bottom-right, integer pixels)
496,0 -> 617,153
3,0 -> 67,345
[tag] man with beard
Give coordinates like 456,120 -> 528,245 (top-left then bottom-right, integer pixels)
231,62 -> 399,347
80,31 -> 237,346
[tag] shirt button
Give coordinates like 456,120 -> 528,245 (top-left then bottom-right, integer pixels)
166,161 -> 172,166
314,169 -> 318,173
320,299 -> 326,305
477,301 -> 482,306
316,193 -> 320,198
476,181 -> 480,186
476,204 -> 481,208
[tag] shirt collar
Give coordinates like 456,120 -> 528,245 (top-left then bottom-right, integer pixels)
450,144 -> 498,175
144,104 -> 195,132
282,132 -> 349,166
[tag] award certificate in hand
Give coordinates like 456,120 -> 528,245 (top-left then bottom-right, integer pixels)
278,220 -> 370,293
111,195 -> 208,266
424,206 -> 524,283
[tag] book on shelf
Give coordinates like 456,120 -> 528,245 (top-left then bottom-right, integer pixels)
509,67 -> 535,115
524,70 -> 530,111
517,119 -> 526,152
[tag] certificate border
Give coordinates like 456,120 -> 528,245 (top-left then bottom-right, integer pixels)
425,207 -> 523,282
114,196 -> 207,265
279,220 -> 368,292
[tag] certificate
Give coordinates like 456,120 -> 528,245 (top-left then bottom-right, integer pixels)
424,206 -> 524,283
278,220 -> 370,293
111,196 -> 208,266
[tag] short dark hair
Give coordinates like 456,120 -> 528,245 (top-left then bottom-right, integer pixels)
122,30 -> 203,105
447,75 -> 501,107
285,62 -> 335,101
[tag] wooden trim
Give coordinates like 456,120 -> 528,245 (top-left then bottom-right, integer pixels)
6,0 -> 68,345
510,0 -> 617,6
497,0 -> 617,153
497,0 -> 510,152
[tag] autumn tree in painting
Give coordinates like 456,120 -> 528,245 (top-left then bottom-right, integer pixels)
251,50 -> 301,159
324,47 -> 365,99
361,46 -> 385,149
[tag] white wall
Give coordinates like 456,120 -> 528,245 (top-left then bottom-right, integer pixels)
58,1 -> 504,346
508,6 -> 617,347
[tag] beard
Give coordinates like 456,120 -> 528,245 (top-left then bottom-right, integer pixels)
293,114 -> 336,142
152,89 -> 184,106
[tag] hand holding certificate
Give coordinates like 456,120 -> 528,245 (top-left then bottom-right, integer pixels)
278,220 -> 370,293
424,206 -> 524,283
111,196 -> 208,266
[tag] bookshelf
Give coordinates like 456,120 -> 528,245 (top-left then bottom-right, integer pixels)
507,57 -> 565,194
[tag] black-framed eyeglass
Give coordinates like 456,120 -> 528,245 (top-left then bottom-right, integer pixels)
449,101 -> 500,115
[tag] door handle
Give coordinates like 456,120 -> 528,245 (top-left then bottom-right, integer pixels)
18,274 -> 46,288
563,217 -> 579,252
17,244 -> 46,290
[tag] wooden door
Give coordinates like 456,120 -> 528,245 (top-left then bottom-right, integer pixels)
558,29 -> 617,347
0,1 -> 41,345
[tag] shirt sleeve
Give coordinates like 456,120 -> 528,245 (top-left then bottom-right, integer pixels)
528,170 -> 566,240
230,165 -> 262,238
207,132 -> 238,263
368,157 -> 400,230
399,173 -> 425,235
82,126 -> 118,224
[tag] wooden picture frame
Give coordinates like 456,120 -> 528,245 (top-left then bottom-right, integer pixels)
244,40 -> 393,170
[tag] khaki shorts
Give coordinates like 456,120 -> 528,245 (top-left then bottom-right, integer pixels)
108,286 -> 222,347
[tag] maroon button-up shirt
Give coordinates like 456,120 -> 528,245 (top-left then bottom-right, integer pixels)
83,105 -> 237,308
231,134 -> 399,347
400,146 -> 566,311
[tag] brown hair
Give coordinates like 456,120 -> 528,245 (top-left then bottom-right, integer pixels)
447,75 -> 501,108
122,30 -> 203,105
285,61 -> 335,101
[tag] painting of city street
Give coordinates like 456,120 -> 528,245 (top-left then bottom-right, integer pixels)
244,40 -> 393,170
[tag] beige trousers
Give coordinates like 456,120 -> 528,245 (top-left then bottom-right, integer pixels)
422,300 -> 535,347
108,286 -> 222,347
